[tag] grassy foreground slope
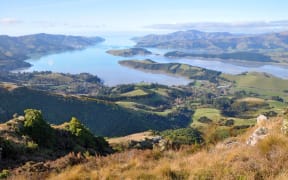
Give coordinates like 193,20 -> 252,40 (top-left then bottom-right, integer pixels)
0,110 -> 112,170
0,85 -> 190,137
45,116 -> 288,180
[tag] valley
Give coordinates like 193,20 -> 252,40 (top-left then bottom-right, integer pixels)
0,31 -> 288,179
2,0 -> 288,179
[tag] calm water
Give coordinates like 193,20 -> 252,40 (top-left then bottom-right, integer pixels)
22,34 -> 288,86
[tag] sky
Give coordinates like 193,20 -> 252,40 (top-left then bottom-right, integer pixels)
1,0 -> 288,35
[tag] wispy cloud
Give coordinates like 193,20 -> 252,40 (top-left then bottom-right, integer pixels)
147,20 -> 288,33
0,17 -> 22,25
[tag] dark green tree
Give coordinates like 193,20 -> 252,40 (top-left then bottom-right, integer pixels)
23,109 -> 54,147
68,117 -> 110,153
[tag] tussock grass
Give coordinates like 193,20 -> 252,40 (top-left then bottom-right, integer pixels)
45,117 -> 288,180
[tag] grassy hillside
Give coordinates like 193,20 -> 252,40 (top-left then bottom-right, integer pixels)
222,72 -> 288,101
119,59 -> 221,82
20,116 -> 288,180
135,30 -> 288,52
0,85 -> 190,137
0,110 -> 113,170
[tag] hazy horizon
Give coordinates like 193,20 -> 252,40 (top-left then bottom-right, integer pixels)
1,0 -> 288,36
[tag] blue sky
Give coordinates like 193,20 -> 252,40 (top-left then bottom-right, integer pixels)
1,0 -> 288,35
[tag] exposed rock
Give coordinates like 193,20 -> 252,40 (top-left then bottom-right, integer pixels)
216,138 -> 240,149
246,127 -> 269,146
155,139 -> 169,151
257,114 -> 268,126
281,118 -> 288,135
128,136 -> 163,150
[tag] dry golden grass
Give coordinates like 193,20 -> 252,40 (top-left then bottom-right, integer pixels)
7,117 -> 285,180
46,117 -> 288,180
108,131 -> 154,145
237,97 -> 265,103
0,82 -> 18,91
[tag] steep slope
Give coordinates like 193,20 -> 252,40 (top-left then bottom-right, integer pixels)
0,85 -> 190,137
35,116 -> 288,180
0,111 -> 112,170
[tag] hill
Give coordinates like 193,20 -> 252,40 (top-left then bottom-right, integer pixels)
0,84 -> 191,137
0,33 -> 104,71
12,111 -> 288,179
119,59 -> 221,82
222,72 -> 288,101
134,30 -> 288,52
0,109 -> 112,170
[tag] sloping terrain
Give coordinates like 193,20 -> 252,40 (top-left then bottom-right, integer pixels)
119,59 -> 221,82
0,85 -> 191,137
14,114 -> 288,180
135,30 -> 288,52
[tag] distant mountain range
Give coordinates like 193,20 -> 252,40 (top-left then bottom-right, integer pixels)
0,33 -> 104,71
134,30 -> 288,52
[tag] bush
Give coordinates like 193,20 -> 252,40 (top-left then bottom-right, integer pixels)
160,128 -> 203,148
26,141 -> 39,152
198,116 -> 212,124
0,170 -> 10,179
68,117 -> 110,153
22,109 -> 54,147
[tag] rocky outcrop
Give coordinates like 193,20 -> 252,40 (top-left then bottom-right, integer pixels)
257,114 -> 268,126
246,127 -> 269,146
281,109 -> 288,135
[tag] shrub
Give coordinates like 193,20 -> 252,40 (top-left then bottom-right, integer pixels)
22,109 -> 54,147
198,116 -> 213,124
26,141 -> 39,152
68,117 -> 110,154
0,170 -> 10,179
160,128 -> 203,148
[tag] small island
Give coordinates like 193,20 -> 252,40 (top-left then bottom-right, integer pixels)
119,59 -> 221,82
106,48 -> 152,57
